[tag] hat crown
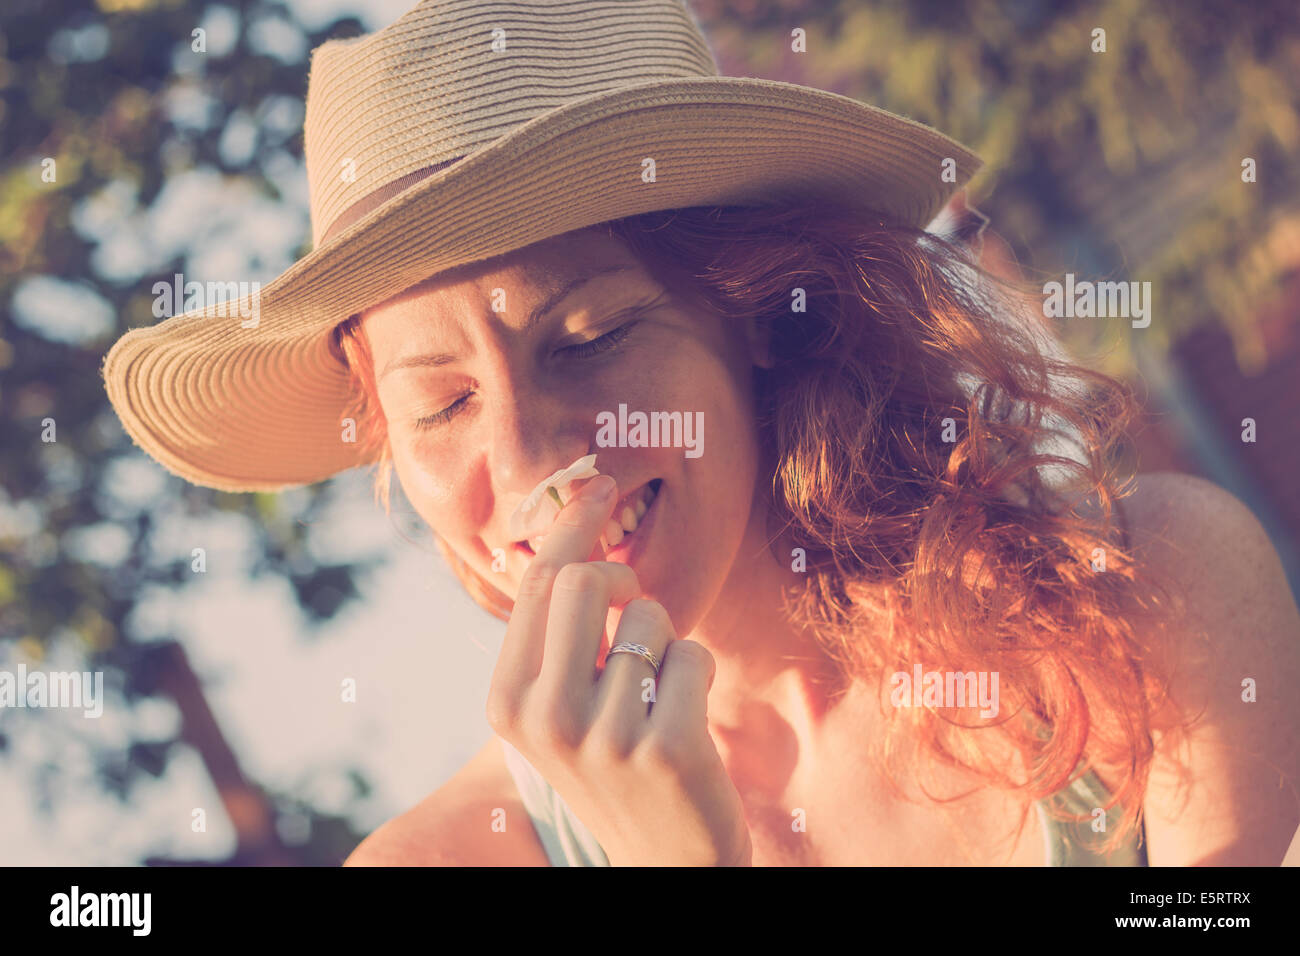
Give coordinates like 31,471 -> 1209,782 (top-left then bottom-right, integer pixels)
304,0 -> 719,247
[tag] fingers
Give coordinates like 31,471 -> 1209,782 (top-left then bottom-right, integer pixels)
538,474 -> 618,565
538,562 -> 641,700
647,638 -> 714,738
592,599 -> 677,751
491,475 -> 618,701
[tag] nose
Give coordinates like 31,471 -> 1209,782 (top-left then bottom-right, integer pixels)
487,372 -> 592,507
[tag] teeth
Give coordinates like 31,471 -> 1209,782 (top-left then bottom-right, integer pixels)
522,482 -> 657,554
606,482 -> 658,544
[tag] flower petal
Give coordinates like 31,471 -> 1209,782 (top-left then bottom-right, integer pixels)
506,454 -> 601,541
558,454 -> 599,483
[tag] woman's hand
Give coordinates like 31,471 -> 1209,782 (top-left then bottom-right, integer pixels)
487,474 -> 752,866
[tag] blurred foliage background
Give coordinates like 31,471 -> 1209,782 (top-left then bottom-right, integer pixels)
695,0 -> 1300,372
1,0 -> 1298,864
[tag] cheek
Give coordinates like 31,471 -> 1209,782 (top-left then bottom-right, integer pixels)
696,376 -> 762,539
634,320 -> 756,416
673,333 -> 759,463
389,436 -> 483,540
639,331 -> 762,528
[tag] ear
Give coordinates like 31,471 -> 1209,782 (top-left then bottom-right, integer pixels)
745,317 -> 775,369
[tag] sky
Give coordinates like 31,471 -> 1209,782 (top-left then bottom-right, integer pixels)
1,462 -> 506,864
1,0 -> 507,866
2,0 -> 1105,865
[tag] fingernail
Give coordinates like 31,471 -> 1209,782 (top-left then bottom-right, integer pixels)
584,475 -> 616,500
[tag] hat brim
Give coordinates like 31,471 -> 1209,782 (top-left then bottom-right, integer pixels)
102,75 -> 982,492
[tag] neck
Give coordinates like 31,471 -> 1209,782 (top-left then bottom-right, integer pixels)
683,479 -> 881,788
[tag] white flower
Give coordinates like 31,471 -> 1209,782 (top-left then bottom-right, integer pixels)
507,454 -> 600,541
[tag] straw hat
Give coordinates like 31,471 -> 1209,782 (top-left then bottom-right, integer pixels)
101,0 -> 982,492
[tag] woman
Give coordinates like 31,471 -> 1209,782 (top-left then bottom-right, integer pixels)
102,0 -> 1300,866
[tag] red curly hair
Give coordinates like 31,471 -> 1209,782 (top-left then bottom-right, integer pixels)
332,198 -> 1192,858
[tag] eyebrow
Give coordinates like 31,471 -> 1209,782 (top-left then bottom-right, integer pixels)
378,264 -> 633,380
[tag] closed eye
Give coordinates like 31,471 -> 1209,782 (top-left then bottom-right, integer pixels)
556,319 -> 639,359
414,319 -> 642,430
415,392 -> 471,429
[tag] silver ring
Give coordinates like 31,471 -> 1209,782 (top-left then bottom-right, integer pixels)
606,642 -> 661,675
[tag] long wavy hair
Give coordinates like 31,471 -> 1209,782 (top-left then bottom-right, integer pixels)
332,198 -> 1193,858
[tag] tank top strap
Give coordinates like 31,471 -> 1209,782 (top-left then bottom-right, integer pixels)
501,738 -> 610,866
1038,768 -> 1148,866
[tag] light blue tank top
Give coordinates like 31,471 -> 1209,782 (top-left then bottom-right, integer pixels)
501,738 -> 1147,866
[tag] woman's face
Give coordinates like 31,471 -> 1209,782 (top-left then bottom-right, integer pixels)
362,227 -> 767,634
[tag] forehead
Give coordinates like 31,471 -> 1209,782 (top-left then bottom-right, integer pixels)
365,226 -> 648,323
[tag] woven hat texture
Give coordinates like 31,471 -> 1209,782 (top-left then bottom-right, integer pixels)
101,0 -> 983,491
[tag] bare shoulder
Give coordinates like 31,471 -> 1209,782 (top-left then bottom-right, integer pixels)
1121,471 -> 1298,635
1120,470 -> 1298,682
1121,471 -> 1300,864
1123,471 -> 1275,560
344,735 -> 552,866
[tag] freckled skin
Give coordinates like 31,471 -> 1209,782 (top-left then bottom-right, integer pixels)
360,226 -> 856,858
349,233 -> 1300,866
361,226 -> 770,639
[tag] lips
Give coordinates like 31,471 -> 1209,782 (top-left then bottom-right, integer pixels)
522,479 -> 661,554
